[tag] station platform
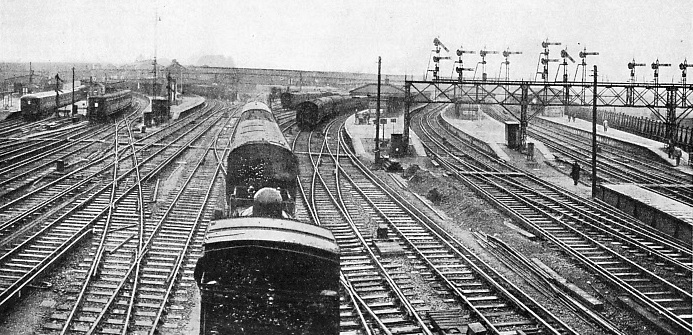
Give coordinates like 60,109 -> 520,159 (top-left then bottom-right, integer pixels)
598,184 -> 692,243
171,95 -> 205,120
437,105 -> 693,238
0,96 -> 22,121
538,114 -> 692,174
344,111 -> 427,164
439,106 -> 555,163
0,110 -> 22,121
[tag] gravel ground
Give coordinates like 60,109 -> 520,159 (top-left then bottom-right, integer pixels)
374,153 -> 665,334
0,130 -> 676,335
0,238 -> 93,335
0,148 -> 204,335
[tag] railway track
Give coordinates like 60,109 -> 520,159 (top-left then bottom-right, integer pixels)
0,119 -> 99,165
426,106 -> 693,275
294,125 -> 434,335
0,117 -> 61,138
0,101 -> 228,330
0,101 -> 219,244
415,106 -> 693,334
0,118 -> 26,137
0,98 -> 149,201
275,108 -> 297,131
294,117 -> 573,334
44,108 -> 233,334
484,105 -> 693,206
529,118 -> 693,206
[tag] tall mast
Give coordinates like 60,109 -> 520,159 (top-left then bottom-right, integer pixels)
152,6 -> 158,96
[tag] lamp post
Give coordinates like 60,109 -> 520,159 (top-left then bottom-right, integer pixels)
592,65 -> 598,198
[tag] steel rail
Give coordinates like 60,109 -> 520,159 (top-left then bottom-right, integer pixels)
146,114 -> 235,335
59,120 -> 125,334
0,107 -> 223,313
119,115 -> 147,335
416,111 -> 692,333
336,126 -> 569,335
305,122 -> 431,335
86,112 -> 227,335
0,102 -> 218,234
426,109 -> 693,267
328,125 -> 431,335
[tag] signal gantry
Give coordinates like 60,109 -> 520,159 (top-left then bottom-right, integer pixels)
536,39 -> 561,81
428,37 -> 451,81
680,59 -> 692,86
574,47 -> 599,82
651,59 -> 671,85
499,48 -> 522,81
455,47 -> 475,81
628,59 -> 647,83
475,48 -> 498,81
556,48 -> 576,82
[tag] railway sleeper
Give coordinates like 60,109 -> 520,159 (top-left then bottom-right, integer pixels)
470,302 -> 509,311
353,286 -> 387,293
493,319 -> 537,329
352,281 -> 386,289
341,265 -> 376,272
357,292 -> 391,301
340,257 -> 370,264
345,275 -> 390,283
453,281 -> 485,288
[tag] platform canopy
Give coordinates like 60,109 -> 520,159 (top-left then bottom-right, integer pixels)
349,83 -> 405,98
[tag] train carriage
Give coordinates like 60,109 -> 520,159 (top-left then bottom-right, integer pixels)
296,95 -> 367,130
87,90 -> 132,121
279,91 -> 333,109
195,101 -> 340,335
225,101 -> 299,217
20,86 -> 87,121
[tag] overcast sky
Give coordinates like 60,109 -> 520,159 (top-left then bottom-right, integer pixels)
0,0 -> 690,81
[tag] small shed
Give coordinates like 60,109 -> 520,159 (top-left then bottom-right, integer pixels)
151,97 -> 170,124
505,121 -> 521,149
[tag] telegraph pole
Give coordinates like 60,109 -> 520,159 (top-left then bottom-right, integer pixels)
375,56 -> 382,165
152,7 -> 159,97
72,67 -> 75,116
592,65 -> 598,198
152,57 -> 158,96
55,73 -> 61,117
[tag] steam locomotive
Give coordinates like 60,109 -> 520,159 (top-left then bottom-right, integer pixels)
194,101 -> 340,334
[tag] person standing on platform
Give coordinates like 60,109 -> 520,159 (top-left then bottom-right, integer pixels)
603,119 -> 609,132
570,160 -> 581,185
